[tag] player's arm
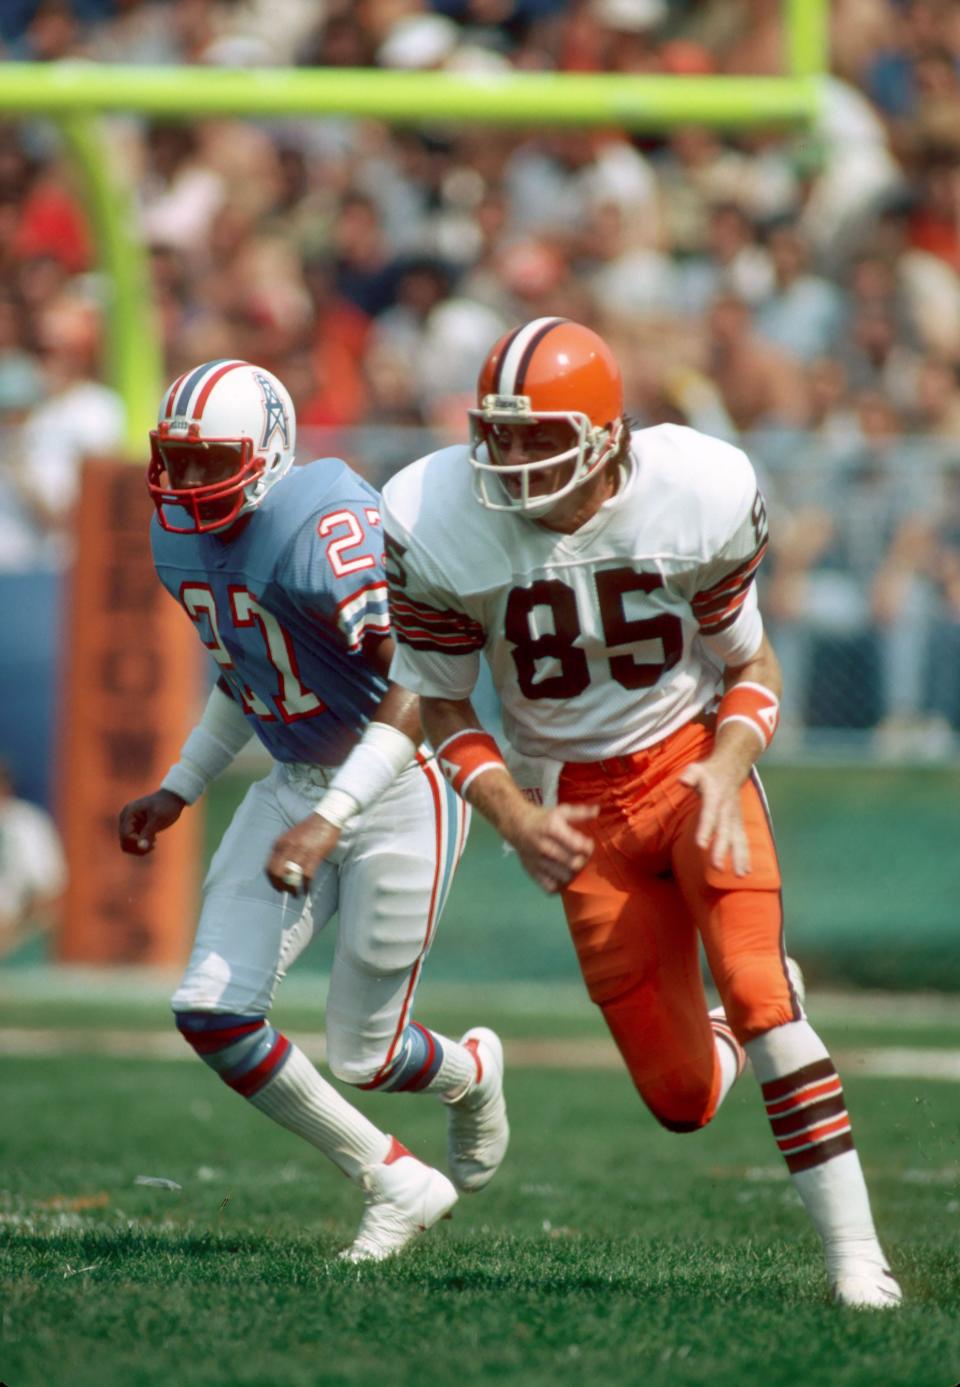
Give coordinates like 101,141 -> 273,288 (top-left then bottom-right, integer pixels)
421,695 -> 597,896
118,681 -> 252,855
265,635 -> 421,895
679,453 -> 783,875
680,632 -> 782,876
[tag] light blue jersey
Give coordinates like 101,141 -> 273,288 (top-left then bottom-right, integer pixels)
152,458 -> 390,765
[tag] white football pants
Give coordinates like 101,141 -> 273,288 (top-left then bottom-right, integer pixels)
171,756 -> 469,1081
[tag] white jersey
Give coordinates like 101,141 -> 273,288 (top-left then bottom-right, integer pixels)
382,424 -> 768,763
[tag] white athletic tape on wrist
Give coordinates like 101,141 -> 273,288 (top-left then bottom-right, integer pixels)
716,681 -> 780,751
161,685 -> 252,804
314,721 -> 417,828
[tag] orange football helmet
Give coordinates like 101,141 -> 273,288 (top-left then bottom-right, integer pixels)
468,317 -> 624,514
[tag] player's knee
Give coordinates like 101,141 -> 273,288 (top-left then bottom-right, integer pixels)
174,1007 -> 218,1051
324,1019 -> 390,1087
173,1009 -> 290,1096
719,961 -> 797,1043
326,1044 -> 383,1088
640,1083 -> 714,1134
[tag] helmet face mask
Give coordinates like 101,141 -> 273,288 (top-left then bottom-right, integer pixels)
468,319 -> 624,517
148,434 -> 261,534
147,360 -> 295,534
469,404 -> 614,515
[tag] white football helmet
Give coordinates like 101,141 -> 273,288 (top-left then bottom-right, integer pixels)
148,359 -> 296,533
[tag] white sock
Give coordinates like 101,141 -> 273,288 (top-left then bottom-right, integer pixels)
747,1020 -> 888,1272
250,1043 -> 391,1180
430,1031 -> 481,1100
714,1028 -> 742,1109
708,1008 -> 745,1112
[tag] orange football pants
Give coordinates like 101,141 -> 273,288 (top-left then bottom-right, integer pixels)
559,719 -> 801,1133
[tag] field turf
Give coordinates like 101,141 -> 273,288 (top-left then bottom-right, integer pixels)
2,976 -> 959,1387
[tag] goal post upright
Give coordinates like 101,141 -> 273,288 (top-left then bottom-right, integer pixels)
57,114 -> 163,457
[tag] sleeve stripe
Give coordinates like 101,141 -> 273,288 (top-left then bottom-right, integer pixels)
335,579 -> 389,616
339,592 -> 390,627
335,581 -> 390,650
692,543 -> 767,610
395,625 -> 486,654
389,592 -> 485,643
699,599 -> 749,635
390,592 -> 484,631
343,612 -> 392,652
693,568 -> 759,619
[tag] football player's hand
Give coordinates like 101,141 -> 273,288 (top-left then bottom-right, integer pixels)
679,756 -> 750,876
118,789 -> 187,855
510,802 -> 598,894
266,813 -> 341,896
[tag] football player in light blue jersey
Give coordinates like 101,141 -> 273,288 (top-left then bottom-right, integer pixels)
118,360 -> 508,1262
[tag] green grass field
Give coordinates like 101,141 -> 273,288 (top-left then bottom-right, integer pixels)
3,760 -> 958,1384
2,975 -> 959,1387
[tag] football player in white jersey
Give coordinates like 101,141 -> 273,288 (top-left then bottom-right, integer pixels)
118,359 -> 509,1262
381,318 -> 901,1309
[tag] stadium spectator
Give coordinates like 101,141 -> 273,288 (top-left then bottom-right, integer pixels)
919,462 -> 960,737
15,293 -> 123,560
675,201 -> 774,315
0,758 -> 67,959
909,354 -> 960,440
705,292 -> 807,434
765,390 -> 937,738
0,297 -> 47,569
755,221 -> 846,362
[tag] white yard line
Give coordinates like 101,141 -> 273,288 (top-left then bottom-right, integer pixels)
1,1028 -> 959,1080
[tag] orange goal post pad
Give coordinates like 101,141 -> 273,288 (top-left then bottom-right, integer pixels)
57,457 -> 202,966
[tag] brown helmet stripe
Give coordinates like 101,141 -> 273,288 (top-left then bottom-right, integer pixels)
496,316 -> 567,394
491,323 -> 526,393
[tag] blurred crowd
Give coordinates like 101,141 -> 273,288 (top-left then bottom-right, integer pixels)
1,0 -> 959,750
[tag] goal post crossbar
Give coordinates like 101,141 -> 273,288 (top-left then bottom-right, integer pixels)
0,65 -> 821,128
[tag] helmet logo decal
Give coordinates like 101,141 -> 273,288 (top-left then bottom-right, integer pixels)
256,371 -> 291,451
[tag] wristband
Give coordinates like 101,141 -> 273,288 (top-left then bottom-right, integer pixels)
716,681 -> 780,751
314,721 -> 417,828
312,786 -> 363,831
434,728 -> 508,798
161,684 -> 252,804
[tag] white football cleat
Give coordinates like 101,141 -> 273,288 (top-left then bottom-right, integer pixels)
340,1139 -> 458,1264
831,1264 -> 903,1309
445,1027 -> 509,1193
